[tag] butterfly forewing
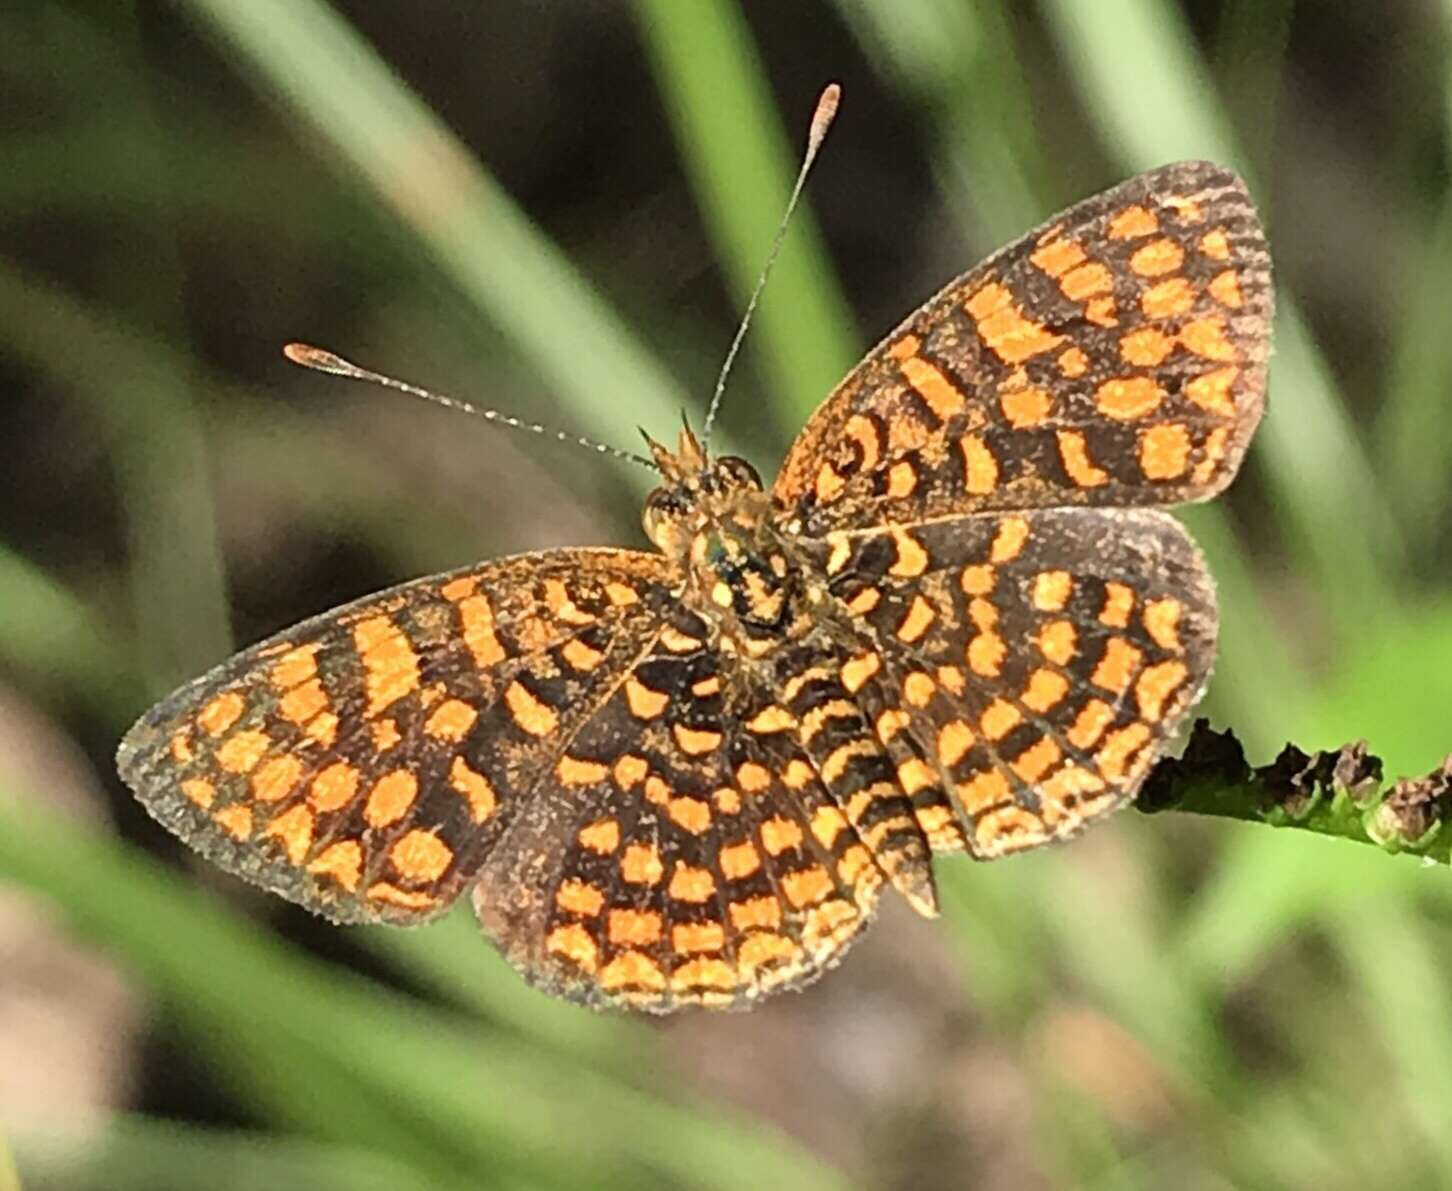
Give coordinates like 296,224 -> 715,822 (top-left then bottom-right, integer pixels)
118,549 -> 678,925
773,161 -> 1271,536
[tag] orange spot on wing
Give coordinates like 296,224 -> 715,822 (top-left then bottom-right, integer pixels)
668,863 -> 716,903
271,644 -> 320,689
980,699 -> 1022,741
364,770 -> 417,828
1139,423 -> 1193,480
673,922 -> 725,954
624,677 -> 669,720
1056,430 -> 1109,487
556,755 -> 608,786
900,355 -> 967,421
1136,660 -> 1191,722
1109,205 -> 1158,239
309,761 -> 360,812
1099,582 -> 1134,628
1143,598 -> 1184,652
1061,261 -> 1113,302
1000,385 -> 1052,427
1032,571 -> 1072,612
730,895 -> 781,931
1091,639 -> 1143,695
1030,236 -> 1087,277
1023,667 -> 1069,712
1200,228 -> 1230,260
390,829 -> 452,882
505,680 -> 558,736
180,778 -> 216,808
782,866 -> 834,908
449,755 -> 497,822
959,768 -> 1010,813
621,843 -> 663,885
547,923 -> 598,973
609,908 -> 663,946
965,282 -> 1065,363
1067,699 -> 1115,750
216,728 -> 270,774
1120,327 -> 1177,367
760,816 -> 804,856
578,818 -> 620,854
959,434 -> 1000,494
1058,346 -> 1089,377
556,879 -> 604,917
599,950 -> 665,991
213,804 -> 253,840
354,615 -> 421,715
1180,317 -> 1237,362
990,517 -> 1029,562
896,594 -> 937,643
1209,269 -> 1243,308
279,679 -> 329,726
251,754 -> 303,803
840,651 -> 881,693
1142,277 -> 1195,319
669,797 -> 711,835
721,840 -> 762,880
673,724 -> 723,756
198,692 -> 245,736
1096,376 -> 1165,420
937,720 -> 976,767
425,698 -> 478,741
1130,238 -> 1185,277
888,333 -> 921,361
1097,723 -> 1153,780
1038,620 -> 1078,666
1011,737 -> 1062,783
1185,365 -> 1238,415
309,839 -> 362,891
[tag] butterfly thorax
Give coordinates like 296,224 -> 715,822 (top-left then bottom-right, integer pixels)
642,426 -> 811,657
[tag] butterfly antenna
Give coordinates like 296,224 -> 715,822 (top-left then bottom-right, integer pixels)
700,82 -> 841,448
283,343 -> 658,471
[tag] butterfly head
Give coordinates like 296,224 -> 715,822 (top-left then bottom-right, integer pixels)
641,426 -> 793,640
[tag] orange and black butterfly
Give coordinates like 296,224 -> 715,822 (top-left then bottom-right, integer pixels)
119,155 -> 1269,1012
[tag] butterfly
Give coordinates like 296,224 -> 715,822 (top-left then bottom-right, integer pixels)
118,157 -> 1269,1012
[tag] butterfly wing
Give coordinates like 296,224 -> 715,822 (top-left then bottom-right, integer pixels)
770,161 -> 1268,862
119,551 -> 883,1010
118,548 -> 680,926
798,507 -> 1217,860
471,601 -> 884,1012
772,161 -> 1271,535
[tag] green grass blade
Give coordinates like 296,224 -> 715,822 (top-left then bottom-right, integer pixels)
0,795 -> 852,1191
633,0 -> 859,424
172,0 -> 741,479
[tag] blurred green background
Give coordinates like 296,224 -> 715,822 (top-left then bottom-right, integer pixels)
4,2 -> 1452,1188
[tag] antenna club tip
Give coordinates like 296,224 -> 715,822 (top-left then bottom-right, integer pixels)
283,341 -> 323,365
283,342 -> 355,376
811,83 -> 841,141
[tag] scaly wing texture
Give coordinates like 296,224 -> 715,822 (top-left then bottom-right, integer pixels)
120,554 -> 884,1010
472,603 -> 883,1011
799,507 -> 1217,861
773,161 -> 1271,536
118,549 -> 680,926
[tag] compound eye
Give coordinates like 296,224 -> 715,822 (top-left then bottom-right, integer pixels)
642,487 -> 685,538
716,456 -> 762,490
